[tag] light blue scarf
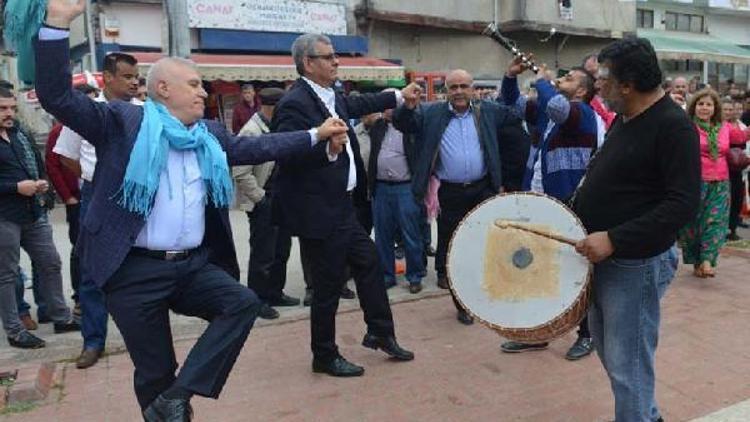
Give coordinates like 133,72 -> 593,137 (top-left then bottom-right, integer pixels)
3,0 -> 47,84
118,99 -> 233,216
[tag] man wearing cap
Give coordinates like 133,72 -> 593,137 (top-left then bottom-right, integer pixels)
234,88 -> 300,318
232,83 -> 260,134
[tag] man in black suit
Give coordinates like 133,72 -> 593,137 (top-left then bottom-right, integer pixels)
272,33 -> 421,377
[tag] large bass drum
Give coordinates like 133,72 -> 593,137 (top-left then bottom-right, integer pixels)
447,192 -> 591,344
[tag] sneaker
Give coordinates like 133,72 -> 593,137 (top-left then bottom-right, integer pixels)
500,341 -> 549,353
565,337 -> 594,361
8,331 -> 45,349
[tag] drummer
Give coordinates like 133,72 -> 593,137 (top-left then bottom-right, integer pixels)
573,38 -> 700,421
498,57 -> 598,360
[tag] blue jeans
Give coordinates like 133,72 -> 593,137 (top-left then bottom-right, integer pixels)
588,247 -> 677,422
79,181 -> 108,350
372,182 -> 425,284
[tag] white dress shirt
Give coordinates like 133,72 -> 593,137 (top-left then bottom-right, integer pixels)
134,148 -> 206,251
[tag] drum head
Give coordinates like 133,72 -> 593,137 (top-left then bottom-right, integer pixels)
447,192 -> 591,342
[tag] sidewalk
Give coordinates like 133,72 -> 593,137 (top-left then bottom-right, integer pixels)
2,248 -> 749,421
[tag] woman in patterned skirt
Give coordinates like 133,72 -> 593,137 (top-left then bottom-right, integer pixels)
678,88 -> 731,278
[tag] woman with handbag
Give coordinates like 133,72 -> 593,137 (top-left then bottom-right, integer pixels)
678,89 -> 732,278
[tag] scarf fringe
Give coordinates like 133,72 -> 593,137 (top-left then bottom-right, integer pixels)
116,181 -> 159,216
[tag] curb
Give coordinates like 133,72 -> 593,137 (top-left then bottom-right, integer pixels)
2,362 -> 57,409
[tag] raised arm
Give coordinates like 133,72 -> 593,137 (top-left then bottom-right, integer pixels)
35,1 -> 114,148
496,108 -> 530,192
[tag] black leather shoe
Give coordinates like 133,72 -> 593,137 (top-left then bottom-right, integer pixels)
436,275 -> 449,289
426,245 -> 436,257
312,356 -> 364,377
76,348 -> 103,369
340,285 -> 356,299
267,293 -> 300,307
408,283 -> 423,294
500,341 -> 549,353
7,331 -> 45,349
143,394 -> 193,421
362,333 -> 414,361
565,337 -> 594,361
303,289 -> 313,306
257,303 -> 279,320
53,319 -> 81,333
457,310 -> 474,325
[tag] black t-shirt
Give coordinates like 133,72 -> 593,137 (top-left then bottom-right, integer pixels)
573,95 -> 701,259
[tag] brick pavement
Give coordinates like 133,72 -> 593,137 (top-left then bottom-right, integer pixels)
1,253 -> 749,422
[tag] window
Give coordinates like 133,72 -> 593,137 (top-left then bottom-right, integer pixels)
637,9 -> 654,28
661,59 -> 703,73
664,11 -> 703,33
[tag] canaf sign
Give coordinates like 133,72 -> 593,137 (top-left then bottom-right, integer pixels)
188,0 -> 347,35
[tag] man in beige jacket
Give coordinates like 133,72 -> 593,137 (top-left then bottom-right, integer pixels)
233,88 -> 299,319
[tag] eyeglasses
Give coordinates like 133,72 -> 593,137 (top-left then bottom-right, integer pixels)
308,53 -> 339,62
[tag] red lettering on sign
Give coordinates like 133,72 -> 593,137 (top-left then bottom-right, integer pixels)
195,3 -> 233,15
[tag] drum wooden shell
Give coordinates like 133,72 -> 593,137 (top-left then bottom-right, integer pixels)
446,192 -> 592,344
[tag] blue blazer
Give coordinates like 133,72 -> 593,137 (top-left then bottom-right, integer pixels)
392,100 -> 530,200
271,79 -> 396,239
34,37 -> 315,288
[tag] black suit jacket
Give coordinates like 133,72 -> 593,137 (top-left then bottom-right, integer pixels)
271,79 -> 397,239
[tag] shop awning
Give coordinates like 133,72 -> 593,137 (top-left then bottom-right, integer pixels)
130,52 -> 405,82
638,29 -> 750,65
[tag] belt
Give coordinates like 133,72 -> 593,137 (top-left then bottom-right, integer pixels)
130,247 -> 197,261
376,180 -> 411,186
440,176 -> 489,188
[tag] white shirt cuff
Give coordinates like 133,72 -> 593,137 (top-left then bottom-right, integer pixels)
308,128 -> 318,145
39,27 -> 71,40
326,143 -> 338,162
394,90 -> 404,106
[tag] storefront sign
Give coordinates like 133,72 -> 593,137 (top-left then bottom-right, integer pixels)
188,0 -> 347,35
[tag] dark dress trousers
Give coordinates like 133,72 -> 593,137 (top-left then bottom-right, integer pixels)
35,37 -> 317,409
271,79 -> 397,362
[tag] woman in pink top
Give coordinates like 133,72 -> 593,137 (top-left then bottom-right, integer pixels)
678,89 -> 731,278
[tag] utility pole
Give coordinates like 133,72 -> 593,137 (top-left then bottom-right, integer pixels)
85,0 -> 98,71
163,0 -> 191,58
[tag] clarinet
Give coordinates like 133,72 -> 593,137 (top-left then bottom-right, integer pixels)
482,23 -> 540,74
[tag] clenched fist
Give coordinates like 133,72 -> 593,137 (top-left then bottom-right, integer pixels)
401,83 -> 422,110
46,0 -> 87,29
316,117 -> 348,141
17,180 -> 38,197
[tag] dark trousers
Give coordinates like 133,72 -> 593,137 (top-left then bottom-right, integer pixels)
729,171 -> 744,234
436,178 -> 494,311
79,181 -> 108,350
65,203 -> 80,302
299,205 -> 395,362
104,248 -> 259,410
246,196 -> 292,302
577,315 -> 590,338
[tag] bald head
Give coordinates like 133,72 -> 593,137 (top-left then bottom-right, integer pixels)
673,76 -> 688,97
446,69 -> 473,87
146,57 -> 208,125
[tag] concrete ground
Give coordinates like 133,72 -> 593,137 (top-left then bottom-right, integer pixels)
1,208 -> 749,421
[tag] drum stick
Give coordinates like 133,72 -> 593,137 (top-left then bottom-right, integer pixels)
494,220 -> 579,247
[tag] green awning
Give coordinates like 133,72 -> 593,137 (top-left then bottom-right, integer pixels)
638,29 -> 750,65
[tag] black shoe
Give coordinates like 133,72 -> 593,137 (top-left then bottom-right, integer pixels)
384,279 -> 397,289
408,283 -> 423,294
53,319 -> 81,333
37,314 -> 52,324
738,221 -> 749,228
76,348 -> 103,369
457,310 -> 474,325
726,232 -> 741,241
7,331 -> 45,349
303,289 -> 313,307
437,275 -> 449,290
267,293 -> 300,307
340,285 -> 356,299
143,394 -> 193,422
426,245 -> 436,257
500,341 -> 549,353
565,337 -> 594,361
312,356 -> 364,377
257,303 -> 279,320
394,247 -> 405,260
362,333 -> 415,361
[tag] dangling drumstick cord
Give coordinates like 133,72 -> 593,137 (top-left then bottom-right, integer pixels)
494,219 -> 580,247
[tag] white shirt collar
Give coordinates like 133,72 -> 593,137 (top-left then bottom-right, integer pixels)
302,76 -> 335,109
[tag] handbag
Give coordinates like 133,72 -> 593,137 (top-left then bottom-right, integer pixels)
727,147 -> 750,172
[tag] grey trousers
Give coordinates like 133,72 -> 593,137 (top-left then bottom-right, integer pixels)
0,217 -> 71,337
